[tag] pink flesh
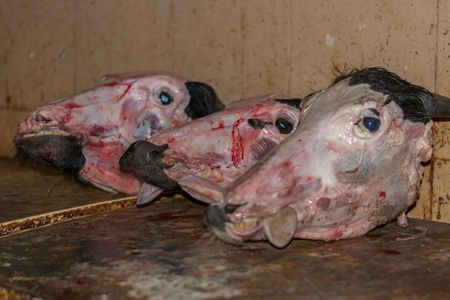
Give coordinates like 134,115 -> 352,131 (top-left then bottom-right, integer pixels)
222,79 -> 433,243
147,94 -> 301,203
15,72 -> 192,194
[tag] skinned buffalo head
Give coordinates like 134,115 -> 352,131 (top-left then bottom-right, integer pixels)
205,67 -> 449,248
14,71 -> 223,194
119,94 -> 303,204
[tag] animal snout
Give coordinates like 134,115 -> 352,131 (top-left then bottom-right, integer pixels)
119,140 -> 178,189
136,141 -> 168,165
204,204 -> 241,231
119,141 -> 169,172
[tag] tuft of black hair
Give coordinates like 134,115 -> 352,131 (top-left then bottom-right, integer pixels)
185,82 -> 225,119
332,67 -> 432,123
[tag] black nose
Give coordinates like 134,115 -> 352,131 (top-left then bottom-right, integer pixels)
119,141 -> 168,172
119,141 -> 178,189
204,204 -> 240,231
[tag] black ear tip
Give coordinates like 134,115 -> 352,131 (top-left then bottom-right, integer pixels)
185,81 -> 225,119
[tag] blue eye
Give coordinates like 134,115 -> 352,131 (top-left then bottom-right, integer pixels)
275,118 -> 293,134
159,92 -> 173,105
363,117 -> 380,132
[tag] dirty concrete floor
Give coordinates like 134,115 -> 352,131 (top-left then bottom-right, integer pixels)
1,158 -> 450,299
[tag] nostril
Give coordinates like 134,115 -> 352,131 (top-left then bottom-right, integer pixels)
130,141 -> 167,163
35,113 -> 51,123
145,143 -> 168,160
147,149 -> 162,159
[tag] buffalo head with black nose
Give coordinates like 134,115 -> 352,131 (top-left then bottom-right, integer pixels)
119,94 -> 303,204
14,71 -> 223,194
206,67 -> 450,248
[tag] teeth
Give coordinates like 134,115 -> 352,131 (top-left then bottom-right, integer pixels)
263,206 -> 298,249
226,217 -> 260,234
22,130 -> 71,138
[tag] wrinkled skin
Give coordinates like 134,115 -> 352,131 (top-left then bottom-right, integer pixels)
14,71 -> 223,194
206,68 -> 436,248
119,95 -> 302,204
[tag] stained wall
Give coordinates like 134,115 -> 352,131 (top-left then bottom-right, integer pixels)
1,0 -> 449,222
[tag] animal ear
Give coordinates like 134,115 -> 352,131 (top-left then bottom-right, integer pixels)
137,183 -> 164,205
185,82 -> 225,119
95,73 -> 122,87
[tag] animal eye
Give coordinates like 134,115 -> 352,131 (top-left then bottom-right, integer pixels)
275,118 -> 293,134
363,117 -> 380,132
158,92 -> 173,105
354,108 -> 382,138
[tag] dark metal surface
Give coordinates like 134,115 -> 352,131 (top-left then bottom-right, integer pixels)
0,157 -> 125,223
1,157 -> 450,299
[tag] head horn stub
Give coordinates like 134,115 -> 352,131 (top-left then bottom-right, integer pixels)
425,93 -> 450,119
